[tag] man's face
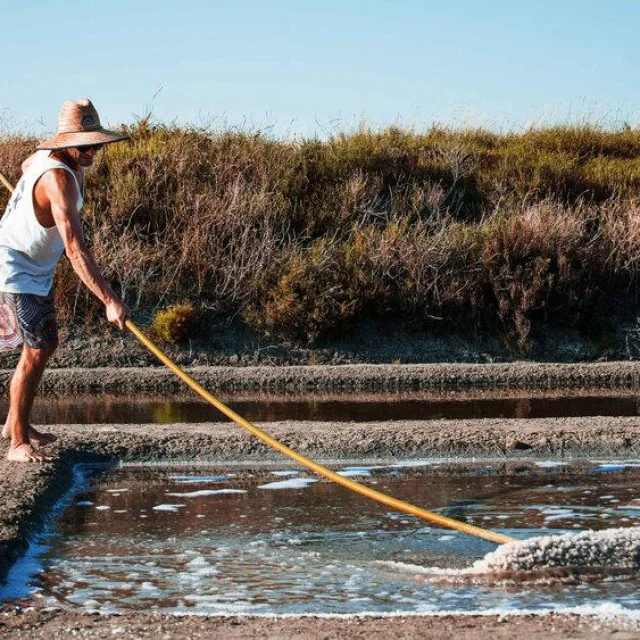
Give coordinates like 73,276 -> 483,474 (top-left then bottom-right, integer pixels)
68,143 -> 103,167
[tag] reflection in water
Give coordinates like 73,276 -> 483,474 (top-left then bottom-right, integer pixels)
1,391 -> 640,424
21,462 -> 640,615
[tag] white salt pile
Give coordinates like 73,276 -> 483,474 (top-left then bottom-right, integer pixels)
380,527 -> 640,582
476,527 -> 640,573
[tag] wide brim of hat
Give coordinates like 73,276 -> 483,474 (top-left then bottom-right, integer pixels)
36,129 -> 130,150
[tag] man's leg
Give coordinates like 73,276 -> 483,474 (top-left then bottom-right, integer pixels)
3,378 -> 58,447
6,339 -> 57,462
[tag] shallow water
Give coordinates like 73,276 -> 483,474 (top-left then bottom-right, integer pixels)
3,391 -> 640,424
8,461 -> 640,615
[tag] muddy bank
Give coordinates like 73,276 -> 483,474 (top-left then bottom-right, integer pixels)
0,458 -> 72,581
27,417 -> 640,461
1,319 -> 631,371
4,361 -> 640,393
0,608 -> 637,639
4,305 -> 640,371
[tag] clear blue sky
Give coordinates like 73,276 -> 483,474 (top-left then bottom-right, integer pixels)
2,0 -> 640,138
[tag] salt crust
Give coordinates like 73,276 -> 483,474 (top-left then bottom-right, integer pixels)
380,527 -> 640,579
155,603 -> 640,626
152,504 -> 186,511
258,478 -> 318,490
476,527 -> 640,572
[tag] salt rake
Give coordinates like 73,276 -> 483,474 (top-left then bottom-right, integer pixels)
125,319 -> 514,546
0,169 -> 513,545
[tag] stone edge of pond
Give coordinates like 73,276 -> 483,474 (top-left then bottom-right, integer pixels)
3,361 -> 640,393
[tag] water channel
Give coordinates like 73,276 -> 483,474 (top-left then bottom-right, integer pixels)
3,391 -> 640,424
4,461 -> 640,615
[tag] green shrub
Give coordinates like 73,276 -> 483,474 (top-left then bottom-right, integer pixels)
150,303 -> 198,344
245,238 -> 366,343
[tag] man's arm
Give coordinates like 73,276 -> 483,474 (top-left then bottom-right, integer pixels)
41,169 -> 131,329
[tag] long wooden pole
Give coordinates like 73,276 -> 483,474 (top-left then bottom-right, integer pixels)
0,167 -> 515,545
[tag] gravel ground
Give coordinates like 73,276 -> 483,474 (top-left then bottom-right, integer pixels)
0,609 -> 637,639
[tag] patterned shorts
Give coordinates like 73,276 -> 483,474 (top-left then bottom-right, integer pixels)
0,292 -> 58,352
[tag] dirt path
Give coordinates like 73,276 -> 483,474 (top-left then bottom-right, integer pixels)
30,417 -> 640,461
1,608 -> 637,639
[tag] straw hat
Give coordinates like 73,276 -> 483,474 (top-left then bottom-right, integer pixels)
37,98 -> 130,150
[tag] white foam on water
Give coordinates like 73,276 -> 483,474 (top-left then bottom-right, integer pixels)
169,475 -> 235,483
340,465 -> 386,475
152,504 -> 187,512
95,506 -> 111,511
540,507 -> 577,523
160,602 -> 640,624
338,469 -> 371,478
140,581 -> 158,590
166,489 -> 247,498
258,478 -> 318,490
271,471 -> 299,477
534,461 -> 569,468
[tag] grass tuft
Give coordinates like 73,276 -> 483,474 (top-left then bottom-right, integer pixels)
150,303 -> 198,344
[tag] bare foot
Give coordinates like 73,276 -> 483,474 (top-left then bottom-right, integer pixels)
7,443 -> 52,463
2,423 -> 57,448
25,426 -> 57,448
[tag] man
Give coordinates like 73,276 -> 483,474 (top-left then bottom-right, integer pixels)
0,98 -> 131,462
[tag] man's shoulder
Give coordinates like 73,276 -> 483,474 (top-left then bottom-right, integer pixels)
21,152 -> 38,173
37,165 -> 77,195
33,165 -> 80,215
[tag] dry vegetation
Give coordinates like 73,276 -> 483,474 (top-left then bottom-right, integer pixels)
2,121 -> 640,350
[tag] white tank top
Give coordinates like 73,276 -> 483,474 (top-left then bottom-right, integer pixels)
0,150 -> 83,295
